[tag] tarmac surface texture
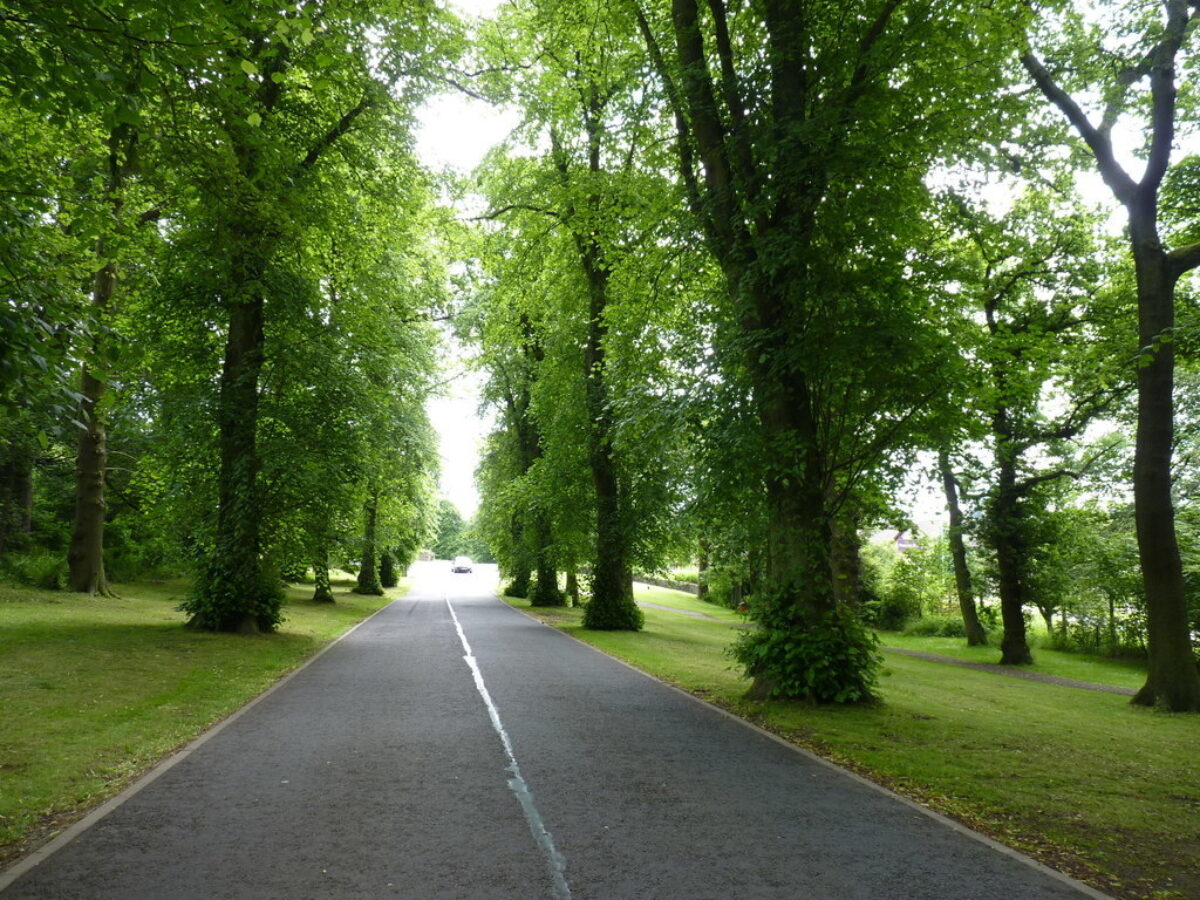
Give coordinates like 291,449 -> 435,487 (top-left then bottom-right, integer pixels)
1,563 -> 1100,899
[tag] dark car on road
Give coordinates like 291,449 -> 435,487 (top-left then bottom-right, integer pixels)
451,556 -> 473,573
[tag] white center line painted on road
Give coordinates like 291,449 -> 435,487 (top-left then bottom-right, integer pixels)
446,597 -> 571,900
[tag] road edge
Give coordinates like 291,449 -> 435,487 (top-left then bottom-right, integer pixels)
0,596 -> 400,894
500,596 -> 1111,900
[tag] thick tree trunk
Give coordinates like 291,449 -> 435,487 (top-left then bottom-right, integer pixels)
379,551 -> 398,588
312,546 -> 334,603
939,451 -> 987,646
67,127 -> 127,597
354,489 -> 383,596
508,566 -> 532,598
201,288 -> 270,631
565,568 -> 580,606
991,446 -> 1033,665
67,359 -> 112,595
830,510 -> 862,608
579,251 -> 638,630
1129,232 -> 1200,710
531,513 -> 563,606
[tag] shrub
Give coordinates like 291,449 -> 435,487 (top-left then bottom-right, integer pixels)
1,551 -> 68,590
902,613 -> 971,638
731,592 -> 880,703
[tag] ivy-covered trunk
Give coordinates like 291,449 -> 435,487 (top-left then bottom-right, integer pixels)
190,271 -> 277,631
312,545 -> 334,603
531,512 -> 563,607
939,451 -> 987,646
379,551 -> 397,588
354,487 -> 383,596
1129,230 -> 1200,710
990,437 -> 1033,665
579,252 -> 639,631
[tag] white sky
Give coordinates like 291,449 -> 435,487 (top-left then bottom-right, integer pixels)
416,0 -> 513,519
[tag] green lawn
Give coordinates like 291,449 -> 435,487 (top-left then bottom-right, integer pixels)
633,584 -> 748,624
511,594 -> 1200,900
878,630 -> 1150,691
0,574 -> 400,864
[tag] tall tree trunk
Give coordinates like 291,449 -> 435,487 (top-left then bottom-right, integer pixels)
531,512 -> 563,607
579,255 -> 639,630
1129,230 -> 1200,709
991,444 -> 1033,665
565,568 -> 579,606
830,510 -> 862,608
312,545 -> 334,603
354,488 -> 383,596
379,550 -> 397,588
939,450 -> 987,646
697,538 -> 710,602
196,284 -> 271,631
67,127 -> 127,597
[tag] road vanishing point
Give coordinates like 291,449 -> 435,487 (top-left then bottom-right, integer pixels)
0,562 -> 1104,899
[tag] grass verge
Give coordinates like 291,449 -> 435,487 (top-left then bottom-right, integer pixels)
0,573 -> 401,866
879,631 -> 1149,691
510,595 -> 1199,900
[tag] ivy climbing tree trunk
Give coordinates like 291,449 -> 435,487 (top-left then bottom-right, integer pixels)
312,544 -> 334,603
939,451 -> 987,646
577,240 -> 639,630
354,487 -> 383,596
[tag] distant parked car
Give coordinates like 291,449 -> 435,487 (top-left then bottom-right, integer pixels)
451,556 -> 473,573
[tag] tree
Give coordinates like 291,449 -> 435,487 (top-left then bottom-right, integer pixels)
633,0 -> 1015,700
1022,0 -> 1200,708
938,188 -> 1125,664
175,1 -> 449,632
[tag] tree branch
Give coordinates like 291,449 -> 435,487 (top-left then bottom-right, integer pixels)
1168,240 -> 1200,278
298,91 -> 375,173
472,204 -> 562,222
1020,51 -> 1138,206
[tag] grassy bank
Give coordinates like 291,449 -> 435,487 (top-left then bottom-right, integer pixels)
511,592 -> 1200,900
0,574 -> 400,865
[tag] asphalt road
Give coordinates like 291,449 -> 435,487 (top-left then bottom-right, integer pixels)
1,563 -> 1101,899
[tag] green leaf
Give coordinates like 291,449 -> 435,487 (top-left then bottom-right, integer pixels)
247,112 -> 262,127
241,60 -> 258,76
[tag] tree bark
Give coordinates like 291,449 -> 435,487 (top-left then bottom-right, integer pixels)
579,251 -> 639,630
830,510 -> 863,608
312,545 -> 334,603
565,568 -> 580,606
379,551 -> 398,588
939,450 -> 987,646
991,438 -> 1033,665
67,126 -> 128,597
354,488 -> 383,595
1129,226 -> 1200,709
